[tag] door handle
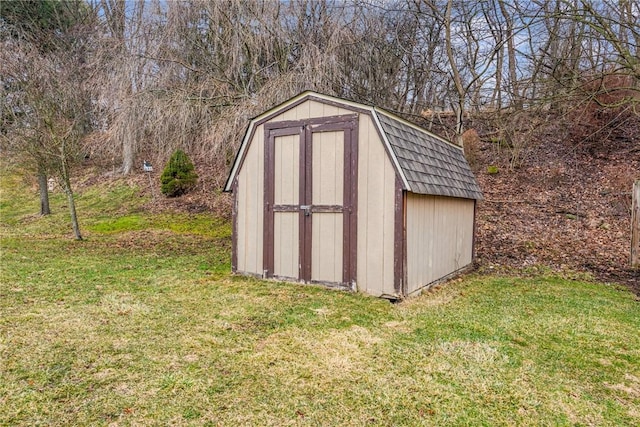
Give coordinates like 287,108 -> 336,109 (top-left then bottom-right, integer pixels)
300,205 -> 312,216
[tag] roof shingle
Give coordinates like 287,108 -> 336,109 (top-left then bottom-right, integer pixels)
375,111 -> 483,200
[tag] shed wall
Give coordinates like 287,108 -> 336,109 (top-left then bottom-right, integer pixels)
406,194 -> 474,294
236,124 -> 264,276
356,115 -> 396,297
235,99 -> 402,296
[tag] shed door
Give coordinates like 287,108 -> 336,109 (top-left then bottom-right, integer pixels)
264,114 -> 358,287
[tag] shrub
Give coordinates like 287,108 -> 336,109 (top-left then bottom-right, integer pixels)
462,128 -> 480,167
160,149 -> 198,197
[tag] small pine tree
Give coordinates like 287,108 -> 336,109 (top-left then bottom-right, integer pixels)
160,149 -> 198,197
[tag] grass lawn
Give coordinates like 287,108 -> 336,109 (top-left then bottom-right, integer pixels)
1,170 -> 639,426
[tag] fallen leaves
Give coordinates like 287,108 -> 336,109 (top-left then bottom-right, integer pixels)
473,133 -> 640,295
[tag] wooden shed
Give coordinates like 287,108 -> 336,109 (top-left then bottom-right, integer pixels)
224,91 -> 483,299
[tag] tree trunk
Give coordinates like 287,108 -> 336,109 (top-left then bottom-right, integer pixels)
632,180 -> 640,269
59,138 -> 83,240
62,179 -> 83,241
444,0 -> 466,148
122,132 -> 134,175
37,170 -> 51,215
101,0 -> 135,175
498,0 -> 519,109
454,105 -> 464,148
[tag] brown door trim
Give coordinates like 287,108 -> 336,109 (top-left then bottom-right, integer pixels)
263,132 -> 275,278
262,113 -> 358,131
472,199 -> 478,263
264,115 -> 358,285
345,119 -> 358,285
300,124 -> 312,281
263,123 -> 304,279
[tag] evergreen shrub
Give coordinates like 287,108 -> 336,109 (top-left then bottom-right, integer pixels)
160,149 -> 198,197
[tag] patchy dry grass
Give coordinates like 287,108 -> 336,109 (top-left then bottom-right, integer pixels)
1,169 -> 639,426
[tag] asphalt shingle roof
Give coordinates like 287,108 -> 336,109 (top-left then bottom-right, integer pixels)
376,111 -> 483,200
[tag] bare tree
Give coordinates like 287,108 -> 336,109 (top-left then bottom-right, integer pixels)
6,0 -> 627,193
1,0 -> 95,239
1,0 -> 84,214
417,0 -> 507,146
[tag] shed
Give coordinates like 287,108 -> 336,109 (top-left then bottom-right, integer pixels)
224,91 -> 483,299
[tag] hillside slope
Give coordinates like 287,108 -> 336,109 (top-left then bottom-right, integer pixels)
99,118 -> 639,295
472,125 -> 640,295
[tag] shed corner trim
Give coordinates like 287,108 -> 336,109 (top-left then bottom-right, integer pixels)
223,120 -> 255,192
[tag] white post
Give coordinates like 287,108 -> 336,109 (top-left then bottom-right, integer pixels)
144,161 -> 155,200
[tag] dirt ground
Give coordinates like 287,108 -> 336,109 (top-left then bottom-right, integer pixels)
471,123 -> 640,296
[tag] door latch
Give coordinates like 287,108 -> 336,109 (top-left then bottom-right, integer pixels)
300,205 -> 312,216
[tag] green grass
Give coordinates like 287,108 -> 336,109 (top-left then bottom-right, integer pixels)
1,169 -> 639,426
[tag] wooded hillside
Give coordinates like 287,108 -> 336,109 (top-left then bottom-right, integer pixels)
1,0 -> 638,290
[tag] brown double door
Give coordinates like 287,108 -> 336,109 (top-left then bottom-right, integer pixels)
264,114 -> 358,287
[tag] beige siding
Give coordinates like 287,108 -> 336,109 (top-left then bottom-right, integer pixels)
356,115 -> 396,297
272,134 -> 300,278
236,124 -> 264,276
270,100 -> 350,122
274,135 -> 299,205
312,131 -> 343,205
312,213 -> 343,282
273,212 -> 299,278
311,130 -> 345,283
406,194 -> 474,294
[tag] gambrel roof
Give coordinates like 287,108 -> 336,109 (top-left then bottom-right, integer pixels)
375,112 -> 483,200
224,91 -> 483,201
